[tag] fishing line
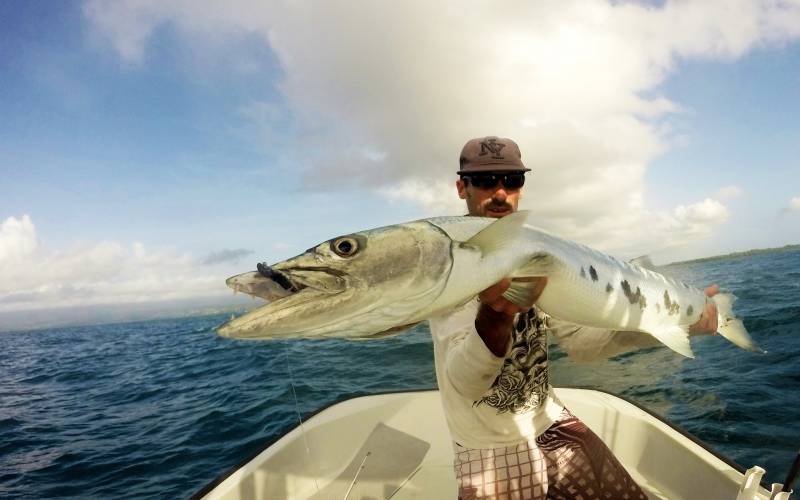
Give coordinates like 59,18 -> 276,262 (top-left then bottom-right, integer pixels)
284,342 -> 320,494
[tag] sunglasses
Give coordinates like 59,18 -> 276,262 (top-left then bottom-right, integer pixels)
462,173 -> 526,190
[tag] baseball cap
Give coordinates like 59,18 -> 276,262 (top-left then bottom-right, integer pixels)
457,136 -> 531,174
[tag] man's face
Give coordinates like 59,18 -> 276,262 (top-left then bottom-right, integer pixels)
456,173 -> 523,218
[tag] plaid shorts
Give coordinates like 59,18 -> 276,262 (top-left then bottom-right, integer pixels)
453,410 -> 648,500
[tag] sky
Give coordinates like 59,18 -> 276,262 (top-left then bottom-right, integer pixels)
1,0 -> 799,326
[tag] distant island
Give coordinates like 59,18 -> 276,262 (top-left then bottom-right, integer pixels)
0,295 -> 260,334
667,243 -> 800,266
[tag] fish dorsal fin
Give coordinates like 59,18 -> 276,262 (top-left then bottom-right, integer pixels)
464,210 -> 530,255
629,255 -> 656,270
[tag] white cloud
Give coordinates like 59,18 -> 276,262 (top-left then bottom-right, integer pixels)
0,215 -> 38,262
715,185 -> 743,200
379,179 -> 465,215
83,0 -> 169,64
0,215 -> 236,313
789,196 -> 800,211
81,0 -> 800,255
673,197 -> 730,226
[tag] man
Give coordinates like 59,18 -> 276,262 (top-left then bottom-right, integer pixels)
428,136 -> 719,500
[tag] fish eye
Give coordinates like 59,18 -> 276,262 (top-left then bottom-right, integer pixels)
331,237 -> 359,257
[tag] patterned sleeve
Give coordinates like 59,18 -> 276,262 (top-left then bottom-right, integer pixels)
545,314 -> 660,362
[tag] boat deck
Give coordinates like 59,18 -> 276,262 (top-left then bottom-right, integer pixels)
195,388 -> 771,499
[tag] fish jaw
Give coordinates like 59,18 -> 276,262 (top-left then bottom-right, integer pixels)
218,252 -> 357,339
217,286 -> 356,339
217,221 -> 453,340
225,271 -> 294,302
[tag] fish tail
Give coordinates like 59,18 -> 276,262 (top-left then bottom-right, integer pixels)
713,293 -> 763,353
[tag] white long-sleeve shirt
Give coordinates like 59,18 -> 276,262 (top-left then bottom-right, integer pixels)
429,298 -> 659,449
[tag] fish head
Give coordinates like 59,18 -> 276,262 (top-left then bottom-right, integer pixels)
217,221 -> 452,339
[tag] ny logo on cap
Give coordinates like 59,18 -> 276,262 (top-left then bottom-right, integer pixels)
479,138 -> 505,159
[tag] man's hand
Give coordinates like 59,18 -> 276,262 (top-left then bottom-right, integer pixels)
475,277 -> 548,357
689,284 -> 719,335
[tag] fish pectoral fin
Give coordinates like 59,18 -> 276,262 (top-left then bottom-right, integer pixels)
463,210 -> 530,255
503,278 -> 546,307
503,280 -> 540,307
511,252 -> 555,278
502,252 -> 555,307
646,325 -> 694,358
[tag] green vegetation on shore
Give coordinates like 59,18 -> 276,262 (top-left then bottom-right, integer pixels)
667,243 -> 800,266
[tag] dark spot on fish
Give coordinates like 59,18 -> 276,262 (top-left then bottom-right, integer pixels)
620,280 -> 643,307
663,290 -> 680,315
687,305 -> 694,316
606,283 -> 613,293
589,265 -> 598,281
638,292 -> 647,310
580,267 -> 586,279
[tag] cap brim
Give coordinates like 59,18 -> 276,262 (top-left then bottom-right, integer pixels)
457,166 -> 532,174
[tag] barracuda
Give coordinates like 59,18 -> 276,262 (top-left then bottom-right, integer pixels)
217,211 -> 759,357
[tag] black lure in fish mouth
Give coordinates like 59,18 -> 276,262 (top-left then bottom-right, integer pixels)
225,260 -> 348,304
256,262 -> 302,293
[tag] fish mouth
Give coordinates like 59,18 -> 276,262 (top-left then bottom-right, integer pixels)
225,271 -> 298,303
225,263 -> 347,302
219,262 -> 351,338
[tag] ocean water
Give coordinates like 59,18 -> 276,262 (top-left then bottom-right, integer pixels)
2,249 -> 798,498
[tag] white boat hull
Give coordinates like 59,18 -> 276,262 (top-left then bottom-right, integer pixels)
194,388 -> 773,500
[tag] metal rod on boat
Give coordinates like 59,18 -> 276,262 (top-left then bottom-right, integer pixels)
387,464 -> 423,500
343,451 -> 371,500
781,449 -> 800,493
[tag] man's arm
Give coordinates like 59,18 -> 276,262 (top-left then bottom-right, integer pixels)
429,302 -> 509,401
